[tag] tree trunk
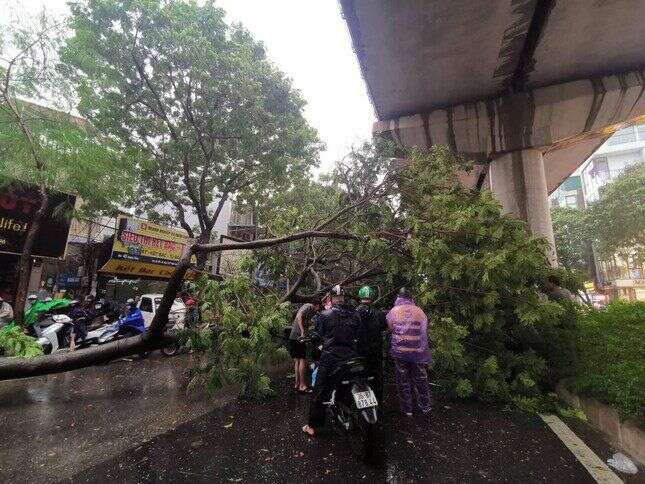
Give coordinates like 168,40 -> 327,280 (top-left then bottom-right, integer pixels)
13,186 -> 49,324
0,333 -> 171,380
0,230 -> 357,380
147,249 -> 192,339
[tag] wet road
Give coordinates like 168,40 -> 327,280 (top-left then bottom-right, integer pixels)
0,354 -> 636,483
0,354 -> 231,483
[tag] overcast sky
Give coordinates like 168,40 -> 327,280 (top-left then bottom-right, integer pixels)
3,0 -> 375,172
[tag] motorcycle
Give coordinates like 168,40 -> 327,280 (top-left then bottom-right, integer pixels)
303,336 -> 379,458
77,316 -> 144,347
160,318 -> 185,356
33,313 -> 89,354
325,357 -> 379,457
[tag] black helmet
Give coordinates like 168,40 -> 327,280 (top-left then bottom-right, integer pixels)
126,298 -> 136,308
398,287 -> 411,298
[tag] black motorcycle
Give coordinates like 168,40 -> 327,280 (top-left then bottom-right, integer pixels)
303,332 -> 379,458
325,357 -> 379,457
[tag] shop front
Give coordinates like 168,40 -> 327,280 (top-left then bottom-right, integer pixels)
0,179 -> 76,303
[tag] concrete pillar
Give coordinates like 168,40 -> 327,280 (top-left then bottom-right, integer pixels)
489,149 -> 557,266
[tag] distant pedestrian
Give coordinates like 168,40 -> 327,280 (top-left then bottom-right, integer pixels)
289,300 -> 320,393
544,275 -> 576,303
386,287 -> 431,416
0,296 -> 14,327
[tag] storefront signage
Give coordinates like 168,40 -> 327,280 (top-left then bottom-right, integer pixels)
99,215 -> 195,279
0,180 -> 75,259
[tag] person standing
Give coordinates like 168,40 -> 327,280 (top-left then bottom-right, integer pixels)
387,287 -> 431,416
0,297 -> 14,328
68,300 -> 89,351
355,286 -> 386,402
289,300 -> 320,393
303,285 -> 358,436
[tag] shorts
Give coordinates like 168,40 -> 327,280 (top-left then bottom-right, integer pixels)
289,339 -> 307,359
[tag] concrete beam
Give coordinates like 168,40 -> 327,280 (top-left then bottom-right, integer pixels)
375,70 -> 645,190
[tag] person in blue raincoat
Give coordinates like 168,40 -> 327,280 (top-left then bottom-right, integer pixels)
119,299 -> 146,334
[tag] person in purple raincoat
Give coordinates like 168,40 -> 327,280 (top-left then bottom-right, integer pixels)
386,287 -> 431,416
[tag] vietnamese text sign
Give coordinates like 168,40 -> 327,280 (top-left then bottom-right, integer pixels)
100,215 -> 195,279
0,180 -> 75,259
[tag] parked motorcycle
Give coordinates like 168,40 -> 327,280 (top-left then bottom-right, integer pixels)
160,319 -> 185,357
33,314 -> 75,354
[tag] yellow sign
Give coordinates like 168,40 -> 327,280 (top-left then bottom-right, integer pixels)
100,215 -> 194,280
100,259 -> 195,280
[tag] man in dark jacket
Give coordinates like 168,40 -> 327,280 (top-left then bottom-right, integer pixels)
303,285 -> 358,436
355,286 -> 386,403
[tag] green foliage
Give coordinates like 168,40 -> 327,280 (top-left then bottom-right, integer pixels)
0,9 -> 134,217
565,301 -> 645,423
0,324 -> 43,358
586,164 -> 645,264
62,0 -> 320,238
254,141 -> 398,299
551,206 -> 590,273
394,146 -> 581,406
185,271 -> 291,400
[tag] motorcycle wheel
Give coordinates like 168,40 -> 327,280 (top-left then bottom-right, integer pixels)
346,411 -> 378,461
161,342 -> 180,357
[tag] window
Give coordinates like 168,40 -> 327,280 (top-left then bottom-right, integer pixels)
140,297 -> 153,312
589,157 -> 609,178
565,194 -> 578,208
608,127 -> 636,145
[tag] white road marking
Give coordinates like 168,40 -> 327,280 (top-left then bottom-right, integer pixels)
540,414 -> 623,484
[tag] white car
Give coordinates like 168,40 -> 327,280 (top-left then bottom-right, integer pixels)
137,294 -> 186,328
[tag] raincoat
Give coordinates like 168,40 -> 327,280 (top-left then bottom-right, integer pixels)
119,307 -> 146,334
386,296 -> 430,364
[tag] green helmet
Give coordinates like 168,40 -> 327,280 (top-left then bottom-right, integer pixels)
358,286 -> 375,300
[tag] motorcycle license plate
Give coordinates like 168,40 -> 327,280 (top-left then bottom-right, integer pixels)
353,389 -> 378,409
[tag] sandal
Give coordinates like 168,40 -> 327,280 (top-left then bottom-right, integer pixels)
302,425 -> 315,436
298,387 -> 313,394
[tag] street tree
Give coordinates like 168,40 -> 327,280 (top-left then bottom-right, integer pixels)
0,0 -> 370,379
61,0 -> 321,268
0,8 -> 134,322
586,163 -> 645,265
551,206 -> 589,272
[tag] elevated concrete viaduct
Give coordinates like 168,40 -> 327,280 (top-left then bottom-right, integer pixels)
340,0 -> 645,264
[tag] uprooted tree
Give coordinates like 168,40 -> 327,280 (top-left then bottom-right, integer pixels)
0,2 -> 582,408
0,142 -> 582,413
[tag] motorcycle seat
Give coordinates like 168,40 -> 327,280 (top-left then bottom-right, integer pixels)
331,357 -> 369,381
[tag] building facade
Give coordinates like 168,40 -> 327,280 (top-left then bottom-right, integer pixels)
552,122 -> 645,301
549,175 -> 585,209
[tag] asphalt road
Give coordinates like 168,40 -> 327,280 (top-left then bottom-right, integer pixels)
1,353 -> 639,483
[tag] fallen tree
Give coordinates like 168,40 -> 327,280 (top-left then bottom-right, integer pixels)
0,229 -> 360,380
